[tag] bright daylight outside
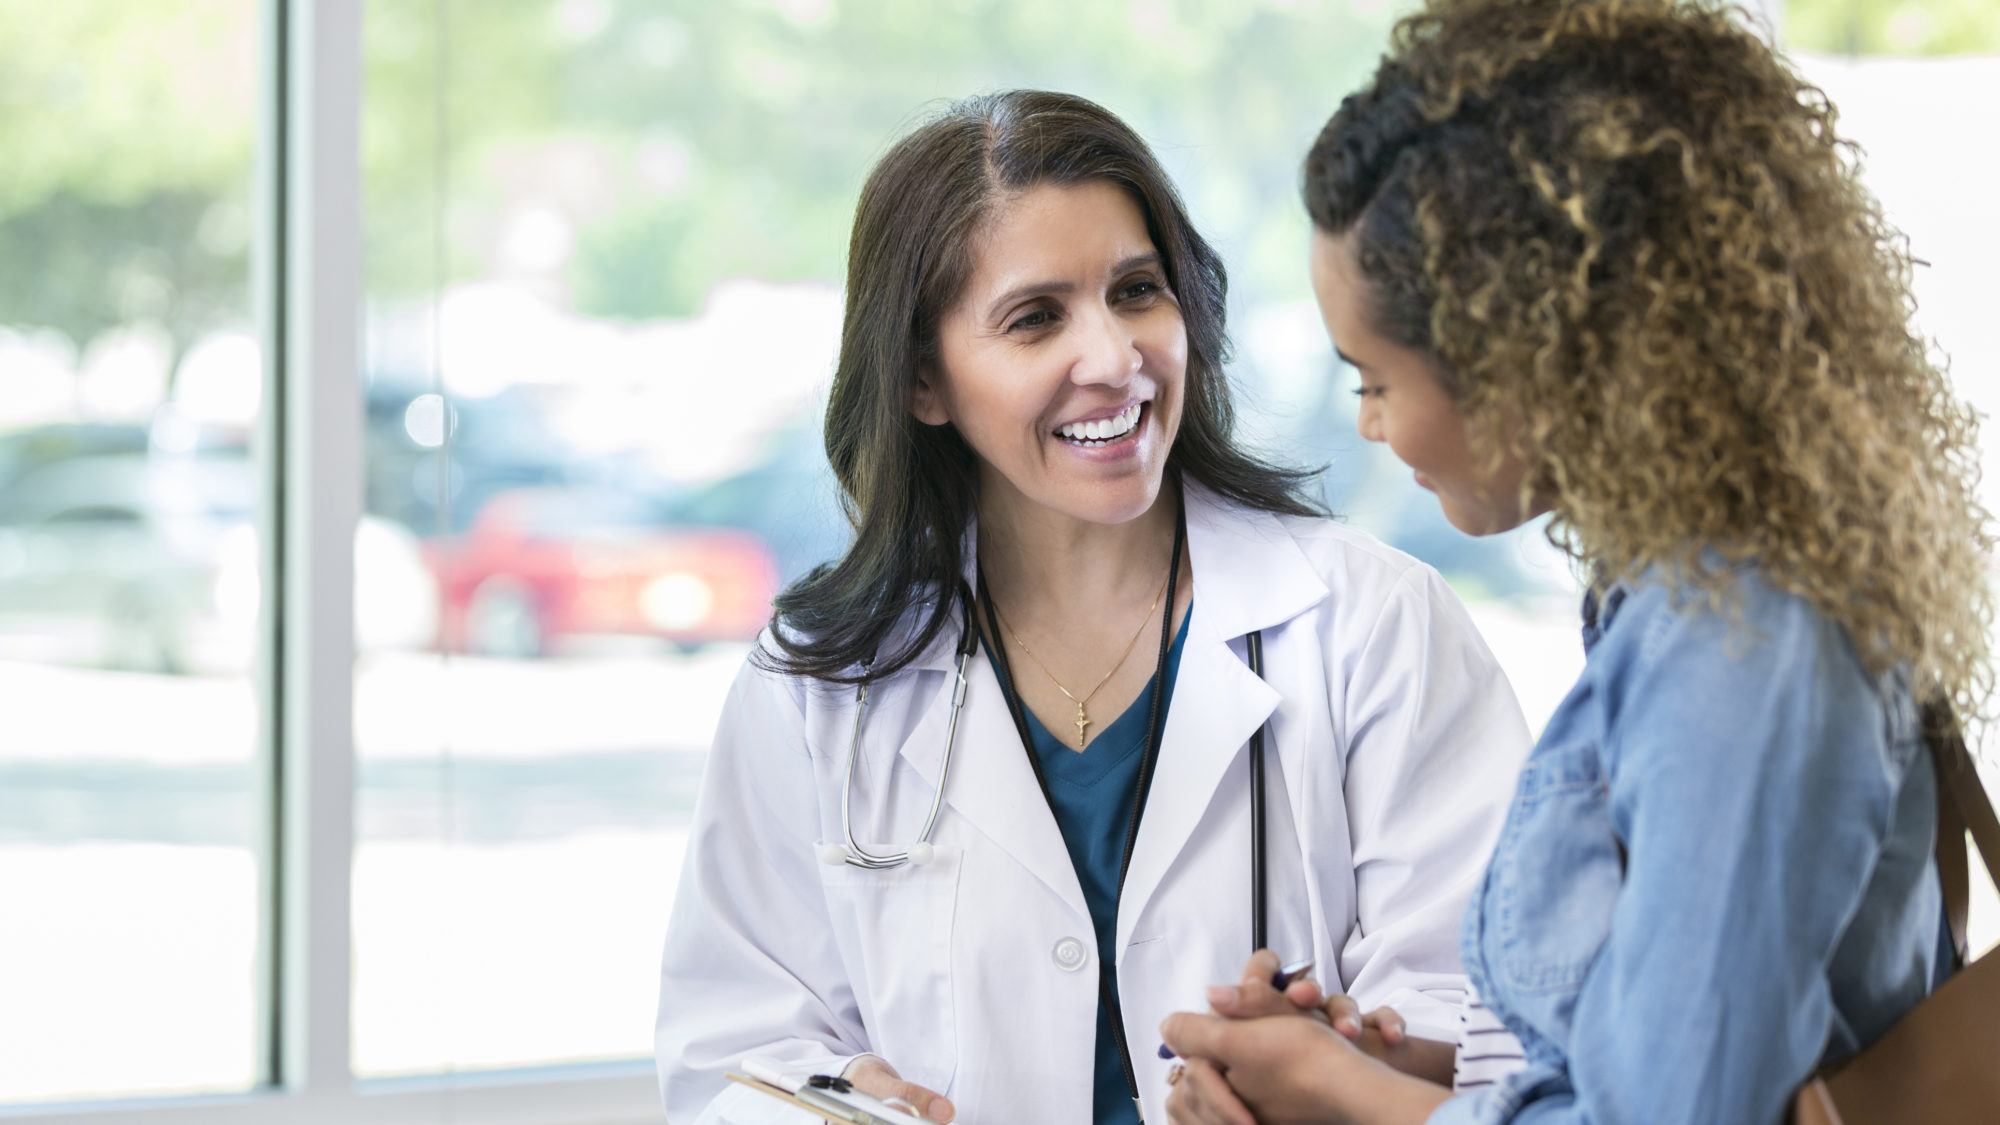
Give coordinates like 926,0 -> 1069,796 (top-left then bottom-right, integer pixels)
2,0 -> 1994,1112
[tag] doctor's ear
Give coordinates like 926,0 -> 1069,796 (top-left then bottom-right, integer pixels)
910,365 -> 952,427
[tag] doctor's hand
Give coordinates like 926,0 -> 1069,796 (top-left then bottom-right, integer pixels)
1197,950 -> 1316,1021
843,1056 -> 955,1123
1199,951 -> 1452,1087
1160,1010 -> 1449,1125
1202,950 -> 1386,1039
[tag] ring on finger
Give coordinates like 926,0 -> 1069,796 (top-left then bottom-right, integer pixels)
1167,1064 -> 1186,1086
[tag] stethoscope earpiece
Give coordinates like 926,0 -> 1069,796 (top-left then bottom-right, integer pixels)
817,842 -> 849,867
905,842 -> 934,866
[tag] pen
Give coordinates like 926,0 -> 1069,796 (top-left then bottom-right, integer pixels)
1270,956 -> 1316,992
1158,957 -> 1315,1059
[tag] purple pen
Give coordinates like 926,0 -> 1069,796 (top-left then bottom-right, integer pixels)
1271,957 -> 1315,991
1159,957 -> 1316,1059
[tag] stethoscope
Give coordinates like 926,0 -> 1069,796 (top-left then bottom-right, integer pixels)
820,501 -> 1272,1120
818,539 -> 1275,950
818,592 -> 982,872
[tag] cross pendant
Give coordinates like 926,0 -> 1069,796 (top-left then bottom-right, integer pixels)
1074,703 -> 1091,749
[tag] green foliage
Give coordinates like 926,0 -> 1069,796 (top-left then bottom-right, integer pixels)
361,1 -> 563,293
0,191 -> 248,358
0,2 -> 255,219
1788,0 -> 2000,56
367,0 -> 1393,317
3,0 -> 1398,353
9,0 -> 1994,365
0,2 -> 259,365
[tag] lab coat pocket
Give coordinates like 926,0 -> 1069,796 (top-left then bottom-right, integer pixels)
1492,744 -> 1620,999
815,844 -> 962,1096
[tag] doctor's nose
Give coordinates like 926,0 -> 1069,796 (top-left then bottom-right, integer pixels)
1068,305 -> 1142,388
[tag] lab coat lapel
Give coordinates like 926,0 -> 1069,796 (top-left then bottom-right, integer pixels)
1114,486 -> 1327,954
891,619 -> 1092,926
891,490 -> 1327,945
1113,616 -> 1278,953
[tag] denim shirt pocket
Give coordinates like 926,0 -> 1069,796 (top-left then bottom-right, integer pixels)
1493,743 -> 1623,1002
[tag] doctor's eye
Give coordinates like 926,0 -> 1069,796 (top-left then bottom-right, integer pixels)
1007,305 -> 1060,334
1116,276 -> 1163,303
1353,385 -> 1385,399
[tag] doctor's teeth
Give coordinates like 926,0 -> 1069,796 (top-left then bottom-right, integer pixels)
1058,404 -> 1141,441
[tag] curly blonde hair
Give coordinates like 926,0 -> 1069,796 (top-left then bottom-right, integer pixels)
1304,0 -> 1993,721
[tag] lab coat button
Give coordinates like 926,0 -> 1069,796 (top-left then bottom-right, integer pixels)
1052,937 -> 1088,971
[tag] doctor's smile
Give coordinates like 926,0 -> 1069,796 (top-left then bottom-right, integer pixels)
1052,400 -> 1150,455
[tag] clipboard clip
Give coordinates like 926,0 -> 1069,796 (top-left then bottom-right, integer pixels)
809,1073 -> 857,1094
726,1060 -> 935,1125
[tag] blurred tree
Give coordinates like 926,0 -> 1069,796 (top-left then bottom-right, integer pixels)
2,0 -> 1392,355
364,0 -> 1392,321
0,1 -> 563,384
0,2 -> 257,390
362,1 -> 561,295
0,193 -> 246,375
6,0 -> 1993,380
1789,0 -> 2000,56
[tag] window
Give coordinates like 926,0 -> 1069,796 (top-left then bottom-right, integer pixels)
0,1 -> 265,1106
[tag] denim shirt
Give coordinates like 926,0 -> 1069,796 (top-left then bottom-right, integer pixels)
1430,569 -> 1945,1125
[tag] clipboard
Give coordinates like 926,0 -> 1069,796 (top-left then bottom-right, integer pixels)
726,1066 -> 934,1125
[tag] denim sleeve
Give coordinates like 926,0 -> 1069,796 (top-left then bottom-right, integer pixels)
1498,587 -> 1906,1124
1427,1065 -> 1574,1125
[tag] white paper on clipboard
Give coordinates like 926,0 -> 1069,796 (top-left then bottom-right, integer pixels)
730,1057 -> 934,1125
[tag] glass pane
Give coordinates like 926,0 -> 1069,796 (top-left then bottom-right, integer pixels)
0,1 -> 264,1105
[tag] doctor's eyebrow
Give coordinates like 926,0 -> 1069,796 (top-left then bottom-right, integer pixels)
1334,346 -> 1365,371
983,253 -> 1166,320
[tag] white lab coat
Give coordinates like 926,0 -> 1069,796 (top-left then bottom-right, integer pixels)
655,485 -> 1530,1124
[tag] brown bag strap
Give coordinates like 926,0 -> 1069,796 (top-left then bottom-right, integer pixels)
1920,701 -> 1999,964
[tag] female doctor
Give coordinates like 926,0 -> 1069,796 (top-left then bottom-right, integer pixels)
655,89 -> 1529,1125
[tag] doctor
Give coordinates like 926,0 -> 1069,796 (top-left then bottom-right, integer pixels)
655,89 -> 1529,1125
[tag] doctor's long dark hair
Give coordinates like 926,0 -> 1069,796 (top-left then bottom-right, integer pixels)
764,90 -> 1321,686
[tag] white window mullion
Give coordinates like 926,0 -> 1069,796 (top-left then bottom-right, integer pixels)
278,0 -> 362,1109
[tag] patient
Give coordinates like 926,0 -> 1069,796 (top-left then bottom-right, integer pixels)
1162,0 -> 1988,1121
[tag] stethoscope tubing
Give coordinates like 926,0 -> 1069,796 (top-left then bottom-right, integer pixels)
828,562 -> 1276,1119
831,593 -> 1274,953
836,597 -> 978,870
1247,629 -> 1268,953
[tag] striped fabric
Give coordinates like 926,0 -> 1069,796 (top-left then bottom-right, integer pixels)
1452,983 -> 1527,1092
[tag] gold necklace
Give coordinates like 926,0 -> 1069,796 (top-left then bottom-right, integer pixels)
989,563 -> 1173,749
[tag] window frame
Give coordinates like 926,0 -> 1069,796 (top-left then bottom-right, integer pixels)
0,1 -> 659,1121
